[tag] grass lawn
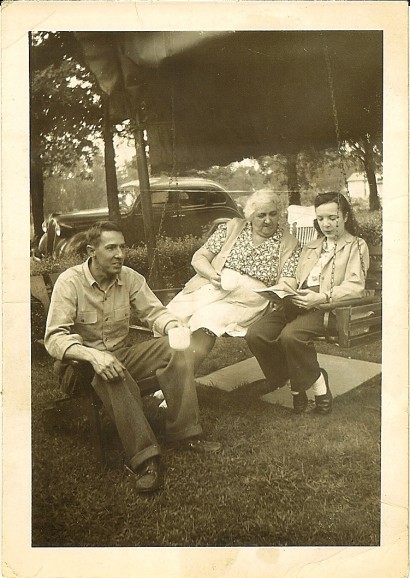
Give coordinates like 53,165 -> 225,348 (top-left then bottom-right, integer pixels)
31,334 -> 381,547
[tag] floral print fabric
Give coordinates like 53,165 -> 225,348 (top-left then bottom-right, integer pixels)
204,222 -> 301,286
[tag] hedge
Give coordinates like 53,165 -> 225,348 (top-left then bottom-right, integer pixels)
30,235 -> 203,286
125,235 -> 203,288
30,212 -> 382,284
355,210 -> 382,246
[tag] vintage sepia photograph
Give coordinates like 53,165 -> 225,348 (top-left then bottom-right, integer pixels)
2,2 -> 408,577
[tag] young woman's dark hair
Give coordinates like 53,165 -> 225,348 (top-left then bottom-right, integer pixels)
313,192 -> 357,236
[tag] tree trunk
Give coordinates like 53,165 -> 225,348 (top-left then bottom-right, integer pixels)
365,167 -> 380,211
286,153 -> 300,205
363,139 -> 381,211
30,117 -> 45,248
133,109 -> 162,288
103,95 -> 121,223
30,154 -> 45,247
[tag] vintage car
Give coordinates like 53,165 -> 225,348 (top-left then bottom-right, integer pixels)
39,176 -> 243,257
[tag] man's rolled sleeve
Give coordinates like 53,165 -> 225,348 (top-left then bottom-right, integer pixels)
46,333 -> 84,361
152,312 -> 180,336
44,274 -> 83,360
129,276 -> 180,336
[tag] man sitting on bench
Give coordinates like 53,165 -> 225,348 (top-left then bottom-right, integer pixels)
44,221 -> 221,493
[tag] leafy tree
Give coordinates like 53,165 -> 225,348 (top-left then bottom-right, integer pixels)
44,150 -> 107,214
285,154 -> 300,204
184,148 -> 363,209
338,79 -> 382,210
342,136 -> 382,211
117,157 -> 139,186
258,149 -> 350,205
30,32 -> 103,244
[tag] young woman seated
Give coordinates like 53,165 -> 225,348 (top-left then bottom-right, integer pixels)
245,192 -> 369,415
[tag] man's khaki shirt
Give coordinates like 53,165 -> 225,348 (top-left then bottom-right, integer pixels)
45,260 -> 178,360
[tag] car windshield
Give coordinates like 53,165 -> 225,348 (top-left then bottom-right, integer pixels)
118,184 -> 232,214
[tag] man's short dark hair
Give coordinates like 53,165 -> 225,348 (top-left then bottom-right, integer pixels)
87,221 -> 124,247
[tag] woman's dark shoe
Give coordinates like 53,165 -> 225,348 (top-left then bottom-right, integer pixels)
315,368 -> 333,415
292,391 -> 308,414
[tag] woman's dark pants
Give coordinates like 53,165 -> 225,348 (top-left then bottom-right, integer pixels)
245,307 -> 325,392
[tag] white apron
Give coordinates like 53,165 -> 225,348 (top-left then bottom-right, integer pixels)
167,267 -> 270,337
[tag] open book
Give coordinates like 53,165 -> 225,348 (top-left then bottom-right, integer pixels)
254,281 -> 298,304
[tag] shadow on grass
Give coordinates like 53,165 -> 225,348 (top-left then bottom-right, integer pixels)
32,338 -> 381,548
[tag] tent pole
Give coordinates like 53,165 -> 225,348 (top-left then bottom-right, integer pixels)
133,109 -> 161,288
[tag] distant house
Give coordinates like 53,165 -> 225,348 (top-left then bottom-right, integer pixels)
346,172 -> 383,199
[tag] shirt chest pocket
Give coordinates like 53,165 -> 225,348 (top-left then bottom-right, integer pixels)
113,305 -> 130,323
76,310 -> 98,325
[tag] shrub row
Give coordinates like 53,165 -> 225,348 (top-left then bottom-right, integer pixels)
125,236 -> 204,288
355,210 -> 382,246
30,211 -> 382,284
30,235 -> 204,287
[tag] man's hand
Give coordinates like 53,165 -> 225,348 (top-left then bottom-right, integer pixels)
290,290 -> 326,310
88,350 -> 126,382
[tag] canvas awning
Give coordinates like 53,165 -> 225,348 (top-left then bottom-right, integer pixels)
76,31 -> 382,173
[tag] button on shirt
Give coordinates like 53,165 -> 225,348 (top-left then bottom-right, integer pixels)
305,239 -> 336,287
44,260 -> 178,360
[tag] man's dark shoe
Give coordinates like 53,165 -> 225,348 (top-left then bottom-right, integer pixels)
131,456 -> 162,493
181,437 -> 222,453
315,368 -> 333,415
292,390 -> 308,414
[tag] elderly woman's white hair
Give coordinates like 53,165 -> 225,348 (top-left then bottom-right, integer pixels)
243,189 -> 281,220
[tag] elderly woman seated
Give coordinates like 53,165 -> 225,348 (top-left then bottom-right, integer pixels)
167,189 -> 301,372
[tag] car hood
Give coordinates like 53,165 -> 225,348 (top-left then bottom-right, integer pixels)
55,207 -> 111,230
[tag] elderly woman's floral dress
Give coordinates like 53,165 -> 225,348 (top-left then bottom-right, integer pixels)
167,222 -> 301,337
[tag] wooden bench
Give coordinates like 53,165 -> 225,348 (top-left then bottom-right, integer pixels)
319,244 -> 382,348
131,246 -> 382,350
285,206 -> 381,347
289,222 -> 318,246
287,204 -> 318,246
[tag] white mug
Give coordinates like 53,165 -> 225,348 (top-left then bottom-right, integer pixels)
220,268 -> 238,291
168,326 -> 191,350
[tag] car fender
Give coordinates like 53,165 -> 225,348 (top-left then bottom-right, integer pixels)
38,233 -> 48,257
60,232 -> 88,257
